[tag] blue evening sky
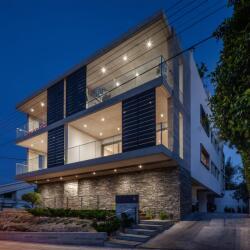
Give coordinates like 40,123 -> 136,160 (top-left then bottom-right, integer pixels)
0,0 -> 241,184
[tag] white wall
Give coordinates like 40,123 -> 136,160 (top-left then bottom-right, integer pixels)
190,53 -> 224,195
67,125 -> 101,163
215,190 -> 246,212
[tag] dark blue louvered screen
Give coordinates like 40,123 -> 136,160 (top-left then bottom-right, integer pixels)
47,125 -> 64,168
122,88 -> 156,152
47,80 -> 64,125
66,66 -> 86,116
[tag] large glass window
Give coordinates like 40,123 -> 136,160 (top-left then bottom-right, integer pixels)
179,63 -> 184,103
179,112 -> 184,159
103,142 -> 122,156
200,105 -> 209,136
200,144 -> 210,169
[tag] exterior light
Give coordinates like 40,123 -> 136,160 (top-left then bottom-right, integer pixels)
40,102 -> 45,107
135,72 -> 139,77
101,67 -> 106,73
116,82 -> 120,87
117,127 -> 120,131
35,180 -> 38,184
138,164 -> 143,169
99,132 -> 103,136
83,124 -> 87,128
30,108 -> 34,112
123,55 -> 127,61
101,117 -> 105,122
160,113 -> 164,118
46,179 -> 50,182
41,140 -> 44,143
93,172 -> 96,175
31,144 -> 34,147
114,169 -> 117,173
60,177 -> 63,180
75,175 -> 78,178
146,40 -> 152,48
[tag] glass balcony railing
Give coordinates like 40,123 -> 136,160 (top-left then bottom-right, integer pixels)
16,155 -> 47,175
86,55 -> 168,108
16,119 -> 47,138
16,122 -> 172,176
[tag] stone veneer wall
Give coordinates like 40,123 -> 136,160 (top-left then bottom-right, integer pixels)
38,166 -> 192,220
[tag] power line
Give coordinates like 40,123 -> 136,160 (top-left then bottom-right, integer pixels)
0,2 -> 226,143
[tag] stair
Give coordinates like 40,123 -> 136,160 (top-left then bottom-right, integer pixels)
105,219 -> 174,248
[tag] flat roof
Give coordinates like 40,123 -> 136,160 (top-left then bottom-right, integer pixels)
16,10 -> 169,109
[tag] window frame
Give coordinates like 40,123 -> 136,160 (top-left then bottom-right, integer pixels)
200,143 -> 210,169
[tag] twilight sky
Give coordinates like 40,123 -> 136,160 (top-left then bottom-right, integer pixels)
0,0 -> 241,184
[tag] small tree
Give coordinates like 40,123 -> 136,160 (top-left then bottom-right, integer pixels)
22,192 -> 41,208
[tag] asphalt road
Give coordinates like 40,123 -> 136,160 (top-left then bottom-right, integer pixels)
0,213 -> 249,250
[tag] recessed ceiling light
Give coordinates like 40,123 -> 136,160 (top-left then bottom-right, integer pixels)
114,169 -> 117,173
75,175 -> 78,178
46,179 -> 50,182
35,180 -> 38,184
146,40 -> 152,48
41,140 -> 44,143
116,82 -> 120,87
101,67 -> 106,73
59,177 -> 63,180
99,132 -> 103,136
135,72 -> 139,77
117,127 -> 120,131
30,108 -> 34,112
83,124 -> 87,128
40,102 -> 45,107
138,164 -> 143,169
160,113 -> 164,118
101,117 -> 105,122
93,172 -> 96,175
31,144 -> 34,147
123,55 -> 127,61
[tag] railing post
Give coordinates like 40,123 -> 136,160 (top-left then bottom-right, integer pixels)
160,122 -> 163,144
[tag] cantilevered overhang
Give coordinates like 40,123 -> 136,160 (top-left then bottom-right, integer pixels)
16,75 -> 171,144
16,145 -> 178,183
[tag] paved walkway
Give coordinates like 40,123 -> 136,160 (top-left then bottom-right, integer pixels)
0,213 -> 249,250
141,213 -> 250,250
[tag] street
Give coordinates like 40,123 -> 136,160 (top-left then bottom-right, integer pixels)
0,213 -> 249,250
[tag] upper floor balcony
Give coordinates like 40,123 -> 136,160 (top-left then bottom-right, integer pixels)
16,55 -> 172,141
16,85 -> 176,181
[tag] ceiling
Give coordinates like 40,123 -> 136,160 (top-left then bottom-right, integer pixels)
70,103 -> 122,140
17,132 -> 48,153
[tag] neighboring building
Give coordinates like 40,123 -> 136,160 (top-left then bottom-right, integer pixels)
0,181 -> 35,209
215,190 -> 247,213
15,11 -> 224,219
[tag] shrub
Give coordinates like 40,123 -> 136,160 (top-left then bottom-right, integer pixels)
27,208 -> 115,221
159,211 -> 169,220
92,218 -> 120,235
22,192 -> 41,208
145,210 -> 154,220
120,213 -> 134,229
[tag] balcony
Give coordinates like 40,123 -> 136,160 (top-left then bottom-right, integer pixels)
86,56 -> 168,109
16,122 -> 172,176
16,154 -> 47,175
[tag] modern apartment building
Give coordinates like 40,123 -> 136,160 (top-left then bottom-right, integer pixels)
15,11 -> 224,219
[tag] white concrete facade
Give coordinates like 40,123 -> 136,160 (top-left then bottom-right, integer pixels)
189,52 -> 224,204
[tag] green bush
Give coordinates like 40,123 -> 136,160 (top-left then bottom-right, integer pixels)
92,218 -> 120,235
145,210 -> 154,220
27,208 -> 115,221
22,192 -> 41,208
159,211 -> 169,220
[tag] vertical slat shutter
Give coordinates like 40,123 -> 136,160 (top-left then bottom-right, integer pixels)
47,125 -> 64,168
47,80 -> 64,125
122,88 -> 156,152
66,66 -> 86,116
